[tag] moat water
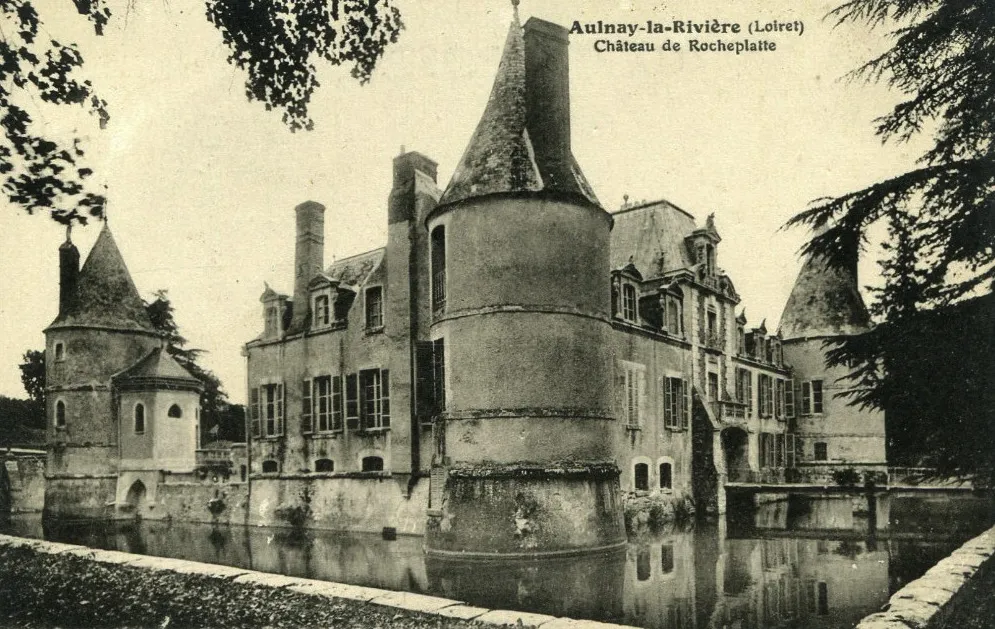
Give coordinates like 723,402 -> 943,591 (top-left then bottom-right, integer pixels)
4,492 -> 993,629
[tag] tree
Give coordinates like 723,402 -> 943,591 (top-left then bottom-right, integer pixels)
786,0 -> 994,483
1,0 -> 403,224
18,349 -> 44,418
146,290 -> 244,443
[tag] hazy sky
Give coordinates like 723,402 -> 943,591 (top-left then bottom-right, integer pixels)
0,0 -> 927,403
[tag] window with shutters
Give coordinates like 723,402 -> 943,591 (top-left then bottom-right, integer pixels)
251,383 -> 284,438
775,379 -> 786,420
663,377 -> 684,430
618,361 -> 645,428
359,368 -> 390,431
314,375 -> 332,432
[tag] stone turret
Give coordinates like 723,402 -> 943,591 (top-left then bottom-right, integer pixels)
424,13 -> 623,557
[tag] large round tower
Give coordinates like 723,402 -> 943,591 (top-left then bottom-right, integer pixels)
43,223 -> 162,519
424,14 -> 624,557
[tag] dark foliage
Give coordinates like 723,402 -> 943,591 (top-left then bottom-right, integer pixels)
16,350 -> 44,414
0,395 -> 45,447
206,0 -> 403,132
3,0 -> 403,224
785,0 -> 995,483
147,290 -> 245,444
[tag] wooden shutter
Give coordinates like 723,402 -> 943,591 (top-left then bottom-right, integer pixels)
381,369 -> 390,428
346,373 -> 359,429
276,383 -> 284,435
301,379 -> 312,433
250,387 -> 260,437
786,434 -> 796,468
332,375 -> 343,431
663,377 -> 673,428
785,379 -> 795,417
746,373 -> 753,417
682,379 -> 691,429
801,381 -> 812,415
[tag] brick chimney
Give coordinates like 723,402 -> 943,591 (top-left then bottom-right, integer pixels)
58,225 -> 80,316
290,201 -> 325,331
523,18 -> 572,188
388,151 -> 438,224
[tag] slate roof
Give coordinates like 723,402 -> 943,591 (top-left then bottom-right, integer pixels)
113,346 -> 202,390
325,248 -> 385,288
48,223 -> 155,333
778,250 -> 872,340
437,17 -> 600,209
610,200 -> 697,279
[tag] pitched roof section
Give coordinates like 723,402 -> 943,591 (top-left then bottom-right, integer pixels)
113,346 -> 202,391
778,251 -> 872,340
48,223 -> 155,333
610,200 -> 697,279
325,247 -> 385,288
438,18 -> 600,209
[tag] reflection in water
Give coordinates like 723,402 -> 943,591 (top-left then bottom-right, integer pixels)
3,493 -> 991,629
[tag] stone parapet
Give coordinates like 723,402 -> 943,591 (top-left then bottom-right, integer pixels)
855,523 -> 995,629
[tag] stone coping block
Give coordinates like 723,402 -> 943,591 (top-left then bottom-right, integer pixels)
0,534 -> 641,629
855,524 -> 995,629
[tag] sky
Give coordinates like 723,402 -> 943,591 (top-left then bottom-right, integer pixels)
0,0 -> 928,403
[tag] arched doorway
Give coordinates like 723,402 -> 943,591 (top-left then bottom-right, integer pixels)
124,480 -> 147,519
721,427 -> 750,483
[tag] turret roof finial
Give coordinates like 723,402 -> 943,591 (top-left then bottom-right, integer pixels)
65,223 -> 72,243
511,0 -> 520,21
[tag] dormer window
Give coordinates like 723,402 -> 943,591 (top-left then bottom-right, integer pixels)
365,286 -> 384,330
622,284 -> 637,321
737,326 -> 745,355
313,294 -> 330,327
264,305 -> 279,337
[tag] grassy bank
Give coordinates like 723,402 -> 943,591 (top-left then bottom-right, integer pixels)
0,543 -> 482,628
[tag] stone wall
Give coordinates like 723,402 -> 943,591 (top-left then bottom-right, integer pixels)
2,452 -> 45,513
855,523 -> 995,629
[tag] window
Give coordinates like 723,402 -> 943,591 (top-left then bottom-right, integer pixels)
775,379 -> 785,419
621,284 -> 637,321
637,548 -> 651,581
817,582 -> 829,615
667,299 -> 681,335
261,460 -> 279,474
362,456 -> 384,472
416,338 -> 445,424
735,369 -> 753,416
801,380 -> 824,415
54,342 -> 65,361
240,465 -> 247,482
708,372 -> 719,402
737,327 -> 745,355
302,379 -> 312,433
707,308 -> 717,343
251,383 -> 284,437
365,286 -> 383,330
662,377 -> 689,430
634,462 -> 649,491
618,362 -> 645,428
55,400 -> 66,428
659,462 -> 672,489
431,226 -> 446,311
314,458 -> 334,473
661,543 -> 675,573
168,404 -> 182,418
758,374 -> 774,417
315,375 -> 331,432
313,294 -> 330,327
359,368 -> 390,430
134,403 -> 145,434
264,305 -> 279,337
814,442 -> 828,461
785,380 -> 795,417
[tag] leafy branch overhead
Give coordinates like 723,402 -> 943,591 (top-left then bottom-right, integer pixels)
1,0 -> 404,224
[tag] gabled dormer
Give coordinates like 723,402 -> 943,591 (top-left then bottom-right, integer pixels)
685,212 -> 722,279
736,310 -> 748,355
308,273 -> 339,331
260,283 -> 290,339
611,260 -> 643,323
747,318 -> 767,361
660,282 -> 684,337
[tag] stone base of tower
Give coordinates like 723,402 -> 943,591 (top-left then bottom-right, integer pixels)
43,476 -> 116,520
425,462 -> 626,558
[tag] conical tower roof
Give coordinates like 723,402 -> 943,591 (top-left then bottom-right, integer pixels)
48,222 -> 155,333
437,14 -> 600,210
778,247 -> 871,340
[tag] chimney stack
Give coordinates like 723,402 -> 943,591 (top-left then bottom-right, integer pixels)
291,201 -> 325,331
59,225 -> 80,316
389,151 -> 438,224
523,18 -> 572,188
